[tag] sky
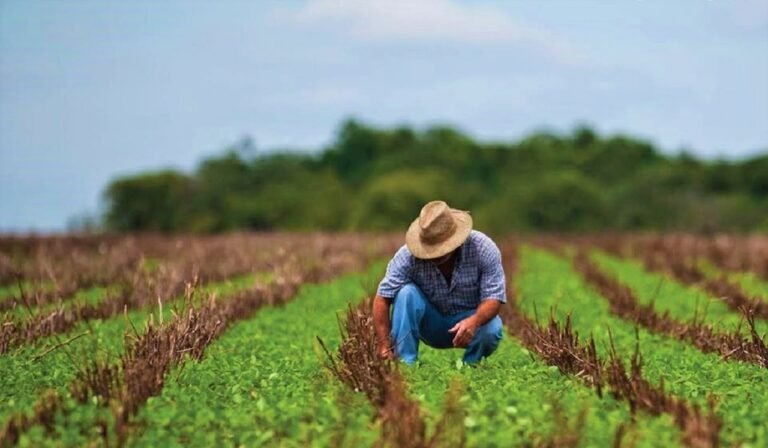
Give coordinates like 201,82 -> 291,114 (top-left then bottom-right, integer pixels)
1,0 -> 767,232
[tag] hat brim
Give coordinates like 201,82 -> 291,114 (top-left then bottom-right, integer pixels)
405,209 -> 473,259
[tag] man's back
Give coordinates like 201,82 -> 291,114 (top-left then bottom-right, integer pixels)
376,230 -> 507,315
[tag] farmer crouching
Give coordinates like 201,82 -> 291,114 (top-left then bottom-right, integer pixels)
373,200 -> 506,365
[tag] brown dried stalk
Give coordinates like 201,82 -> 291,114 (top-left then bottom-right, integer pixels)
1,233 -> 398,446
500,243 -> 722,448
320,299 -> 465,448
574,252 -> 767,368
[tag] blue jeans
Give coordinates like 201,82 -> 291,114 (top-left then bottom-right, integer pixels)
390,283 -> 503,364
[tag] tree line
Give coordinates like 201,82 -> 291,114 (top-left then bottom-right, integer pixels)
103,119 -> 768,234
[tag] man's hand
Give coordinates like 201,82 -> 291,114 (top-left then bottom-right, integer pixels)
377,341 -> 396,360
449,316 -> 480,348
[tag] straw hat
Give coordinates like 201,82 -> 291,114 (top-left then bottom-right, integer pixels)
405,200 -> 473,259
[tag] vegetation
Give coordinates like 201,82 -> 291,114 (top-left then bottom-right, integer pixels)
0,233 -> 395,445
1,233 -> 767,447
131,272 -> 382,447
405,326 -> 682,447
102,120 -> 768,234
592,253 -> 768,336
516,247 -> 768,446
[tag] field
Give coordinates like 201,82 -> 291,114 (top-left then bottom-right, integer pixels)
0,233 -> 766,447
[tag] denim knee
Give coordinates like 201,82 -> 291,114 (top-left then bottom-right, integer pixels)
395,283 -> 420,299
477,316 -> 503,345
394,283 -> 424,309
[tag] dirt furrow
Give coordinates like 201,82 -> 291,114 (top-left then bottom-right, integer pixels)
501,245 -> 722,448
1,267 -> 198,355
0,276 -> 296,447
1,233 -> 397,354
573,252 -> 768,368
589,236 -> 768,319
319,299 -> 465,448
642,250 -> 768,320
0,241 -> 389,446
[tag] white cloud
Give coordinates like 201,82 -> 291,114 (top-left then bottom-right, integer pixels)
293,0 -> 582,63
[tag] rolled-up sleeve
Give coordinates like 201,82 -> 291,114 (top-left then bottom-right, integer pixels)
376,245 -> 413,300
478,237 -> 507,303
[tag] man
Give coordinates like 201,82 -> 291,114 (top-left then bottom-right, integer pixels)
373,200 -> 506,365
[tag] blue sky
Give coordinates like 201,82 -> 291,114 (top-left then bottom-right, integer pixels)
1,0 -> 767,231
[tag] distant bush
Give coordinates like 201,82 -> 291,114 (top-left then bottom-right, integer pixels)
102,119 -> 768,233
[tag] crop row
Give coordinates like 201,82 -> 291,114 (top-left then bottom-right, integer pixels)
321,297 -> 467,447
501,246 -> 720,447
328,239 -> 758,447
1,233 -> 766,447
328,240 -> 763,446
116,265 -> 384,447
1,234 -> 397,445
577,252 -> 767,368
513,246 -> 767,446
624,238 -> 768,319
0,234 -> 380,309
563,234 -> 768,281
1,234 -> 399,352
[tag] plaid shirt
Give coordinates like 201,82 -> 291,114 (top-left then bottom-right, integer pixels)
376,230 -> 507,315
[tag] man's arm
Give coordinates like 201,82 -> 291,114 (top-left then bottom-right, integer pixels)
372,245 -> 413,359
372,294 -> 394,359
448,299 -> 501,348
450,233 -> 506,347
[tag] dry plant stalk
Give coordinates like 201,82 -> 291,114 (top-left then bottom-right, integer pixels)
87,273 -> 305,445
2,234 -> 399,353
574,252 -> 767,368
501,244 -> 723,448
1,234 -> 397,446
319,299 -> 466,448
599,235 -> 768,319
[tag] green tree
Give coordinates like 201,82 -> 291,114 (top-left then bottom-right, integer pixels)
321,119 -> 383,186
104,170 -> 193,232
518,171 -> 607,231
100,119 -> 768,234
349,169 -> 453,231
740,154 -> 768,197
